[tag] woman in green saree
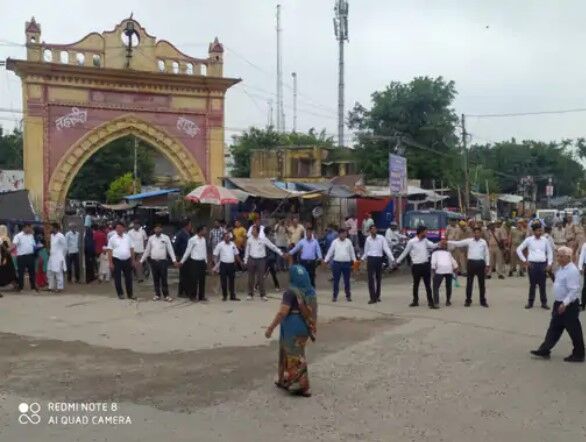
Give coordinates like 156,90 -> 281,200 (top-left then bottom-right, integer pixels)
265,264 -> 317,397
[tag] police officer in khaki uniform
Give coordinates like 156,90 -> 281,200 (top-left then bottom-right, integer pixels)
509,220 -> 526,277
487,222 -> 506,279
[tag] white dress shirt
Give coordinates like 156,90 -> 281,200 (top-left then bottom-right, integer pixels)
13,232 -> 36,255
448,238 -> 490,265
578,243 -> 586,269
362,234 -> 395,261
397,237 -> 437,264
128,228 -> 148,254
64,231 -> 80,254
244,236 -> 282,263
324,238 -> 356,263
141,234 -> 176,262
554,262 -> 581,305
516,235 -> 553,265
107,233 -> 133,260
247,225 -> 266,239
431,249 -> 458,275
181,235 -> 208,263
214,241 -> 240,263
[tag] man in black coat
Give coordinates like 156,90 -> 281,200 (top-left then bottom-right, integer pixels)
173,220 -> 192,298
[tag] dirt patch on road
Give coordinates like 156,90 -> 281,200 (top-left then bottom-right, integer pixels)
0,316 -> 405,412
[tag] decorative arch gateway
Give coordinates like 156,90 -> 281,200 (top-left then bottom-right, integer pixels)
7,16 -> 240,220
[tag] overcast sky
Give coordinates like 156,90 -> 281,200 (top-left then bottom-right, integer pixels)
2,0 -> 586,146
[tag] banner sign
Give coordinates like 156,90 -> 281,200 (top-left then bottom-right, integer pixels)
389,154 -> 407,196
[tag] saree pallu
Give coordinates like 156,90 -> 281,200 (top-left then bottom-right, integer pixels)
278,309 -> 315,394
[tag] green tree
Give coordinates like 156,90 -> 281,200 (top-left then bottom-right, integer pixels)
69,136 -> 155,201
106,172 -> 138,203
0,126 -> 23,169
229,127 -> 335,177
348,76 -> 460,184
468,139 -> 585,197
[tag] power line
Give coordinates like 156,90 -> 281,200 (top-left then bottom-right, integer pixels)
466,108 -> 586,118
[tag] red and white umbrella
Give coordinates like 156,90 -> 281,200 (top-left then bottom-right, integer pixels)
185,184 -> 239,205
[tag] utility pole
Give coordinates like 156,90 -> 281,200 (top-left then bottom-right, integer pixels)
267,99 -> 274,128
276,5 -> 285,132
334,0 -> 349,148
461,113 -> 470,215
291,72 -> 298,132
133,136 -> 138,194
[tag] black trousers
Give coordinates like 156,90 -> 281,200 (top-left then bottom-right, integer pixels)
113,257 -> 133,298
220,262 -> 236,299
265,257 -> 280,289
67,252 -> 80,282
150,259 -> 169,297
433,273 -> 452,304
85,252 -> 96,283
178,263 -> 188,297
466,259 -> 486,303
367,256 -> 383,302
191,259 -> 207,300
411,262 -> 433,305
16,254 -> 36,290
538,301 -> 585,357
300,259 -> 317,288
528,261 -> 548,306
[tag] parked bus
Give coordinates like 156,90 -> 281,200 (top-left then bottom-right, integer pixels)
402,210 -> 466,242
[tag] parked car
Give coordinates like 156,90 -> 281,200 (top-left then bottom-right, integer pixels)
402,210 -> 466,242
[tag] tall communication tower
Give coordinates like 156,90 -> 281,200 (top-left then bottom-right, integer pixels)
276,5 -> 285,132
291,72 -> 298,132
333,0 -> 349,148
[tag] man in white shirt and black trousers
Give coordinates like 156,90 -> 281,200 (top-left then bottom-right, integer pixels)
396,225 -> 438,309
431,238 -> 458,306
107,221 -> 135,300
214,231 -> 242,301
324,228 -> 357,302
180,225 -> 208,302
531,246 -> 584,362
244,225 -> 284,301
13,223 -> 38,292
141,223 -> 178,302
449,226 -> 490,307
362,224 -> 395,304
516,221 -> 554,309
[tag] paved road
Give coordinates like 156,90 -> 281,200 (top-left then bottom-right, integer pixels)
0,271 -> 585,441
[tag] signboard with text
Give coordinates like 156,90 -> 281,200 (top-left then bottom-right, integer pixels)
389,154 -> 407,196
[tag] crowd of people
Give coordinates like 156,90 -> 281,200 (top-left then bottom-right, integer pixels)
1,210 -> 585,395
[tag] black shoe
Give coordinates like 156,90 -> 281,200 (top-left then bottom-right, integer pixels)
429,304 -> 439,309
481,302 -> 489,308
525,303 -> 533,309
541,304 -> 550,310
222,297 -> 227,302
230,297 -> 241,301
117,295 -> 124,300
332,297 -> 337,302
564,354 -> 585,363
346,297 -> 352,302
200,297 -> 209,302
486,275 -> 492,279
498,275 -> 505,280
368,300 -> 377,305
190,297 -> 198,302
377,298 -> 381,302
409,301 -> 419,307
464,300 -> 471,307
127,295 -> 136,300
508,271 -> 513,277
446,300 -> 452,306
530,350 -> 551,359
519,272 -> 525,277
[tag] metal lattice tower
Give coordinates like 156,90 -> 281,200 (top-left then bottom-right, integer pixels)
334,0 -> 348,147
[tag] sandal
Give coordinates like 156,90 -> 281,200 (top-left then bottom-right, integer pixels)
291,389 -> 312,397
274,381 -> 288,391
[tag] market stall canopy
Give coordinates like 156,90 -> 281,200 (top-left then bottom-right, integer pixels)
0,189 -> 37,222
100,203 -> 134,211
224,177 -> 300,199
285,181 -> 358,198
497,194 -> 523,204
185,184 -> 239,205
364,185 -> 448,202
124,188 -> 180,201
